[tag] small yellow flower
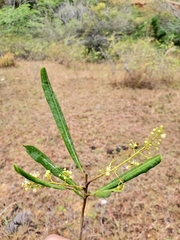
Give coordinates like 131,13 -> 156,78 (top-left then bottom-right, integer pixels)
44,170 -> 51,181
59,168 -> 72,180
161,133 -> 166,139
105,171 -> 110,177
22,171 -> 41,192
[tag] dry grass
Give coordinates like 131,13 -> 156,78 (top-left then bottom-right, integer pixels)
120,56 -> 180,89
0,52 -> 16,68
0,60 -> 180,240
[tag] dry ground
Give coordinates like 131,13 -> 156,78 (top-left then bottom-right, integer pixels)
0,60 -> 180,240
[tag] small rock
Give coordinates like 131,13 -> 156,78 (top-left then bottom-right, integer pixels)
5,211 -> 33,234
90,146 -> 96,150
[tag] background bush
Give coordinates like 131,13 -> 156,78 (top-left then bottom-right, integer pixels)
108,39 -> 180,89
0,4 -> 44,36
0,52 -> 16,67
0,0 -> 180,81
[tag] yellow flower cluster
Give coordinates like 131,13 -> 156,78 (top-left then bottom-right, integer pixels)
22,171 -> 41,192
44,170 -> 51,181
59,168 -> 72,181
99,126 -> 166,177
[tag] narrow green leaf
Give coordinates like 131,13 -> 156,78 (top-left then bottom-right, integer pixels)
40,68 -> 83,172
24,145 -> 62,177
95,190 -> 111,198
14,165 -> 66,190
94,155 -> 161,197
24,145 -> 83,198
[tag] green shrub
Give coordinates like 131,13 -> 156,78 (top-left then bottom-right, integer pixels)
108,39 -> 180,89
0,4 -> 44,37
72,2 -> 138,61
50,1 -> 140,61
150,1 -> 180,46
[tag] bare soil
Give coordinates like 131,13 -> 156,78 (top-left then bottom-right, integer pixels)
0,60 -> 180,240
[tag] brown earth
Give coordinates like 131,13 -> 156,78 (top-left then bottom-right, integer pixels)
0,60 -> 180,240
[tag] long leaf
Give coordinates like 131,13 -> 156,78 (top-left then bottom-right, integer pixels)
24,145 -> 83,198
94,155 -> 161,197
24,145 -> 64,179
41,68 -> 83,172
14,165 -> 66,190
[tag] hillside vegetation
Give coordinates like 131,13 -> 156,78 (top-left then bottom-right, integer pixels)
0,0 -> 180,88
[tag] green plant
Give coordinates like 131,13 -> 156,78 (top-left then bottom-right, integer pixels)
14,68 -> 166,240
108,39 -> 180,89
0,4 -> 44,37
0,36 -> 51,60
69,1 -> 138,61
150,0 -> 180,46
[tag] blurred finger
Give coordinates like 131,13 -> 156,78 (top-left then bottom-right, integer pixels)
44,234 -> 69,240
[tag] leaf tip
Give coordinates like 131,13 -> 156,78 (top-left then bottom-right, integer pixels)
40,67 -> 46,73
14,164 -> 20,174
40,67 -> 47,77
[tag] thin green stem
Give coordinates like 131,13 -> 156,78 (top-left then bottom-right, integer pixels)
112,132 -> 162,172
88,131 -> 162,185
87,173 -> 103,186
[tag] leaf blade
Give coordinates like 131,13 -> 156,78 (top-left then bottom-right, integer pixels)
95,190 -> 111,198
40,68 -> 83,172
24,145 -> 62,176
14,165 -> 66,190
24,145 -> 83,197
94,155 -> 161,197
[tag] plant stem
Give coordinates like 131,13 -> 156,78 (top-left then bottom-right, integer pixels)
79,174 -> 88,240
79,196 -> 87,240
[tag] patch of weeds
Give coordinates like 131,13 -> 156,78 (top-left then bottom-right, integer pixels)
108,39 -> 180,89
0,52 -> 16,68
0,34 -> 85,63
0,36 -> 49,60
45,40 -> 84,63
